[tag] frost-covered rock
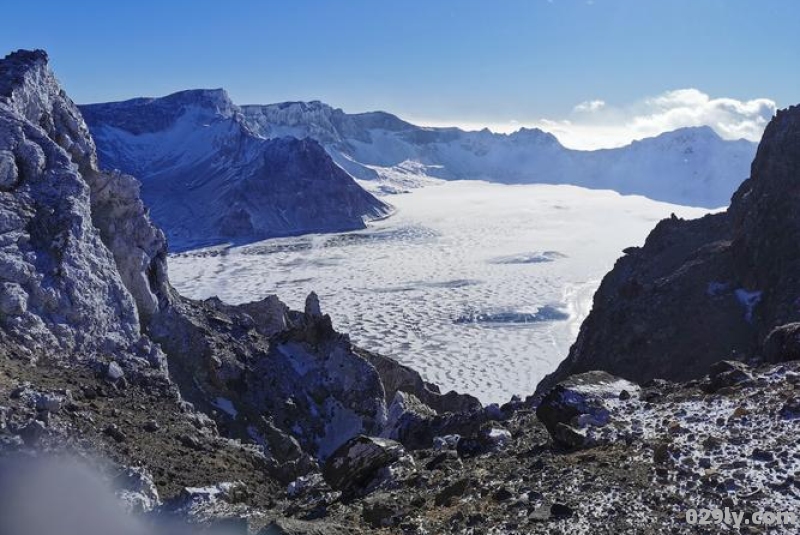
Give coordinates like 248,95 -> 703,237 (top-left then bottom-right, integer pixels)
537,371 -> 639,449
106,361 -> 125,381
0,50 -> 167,362
381,390 -> 436,443
115,466 -> 161,515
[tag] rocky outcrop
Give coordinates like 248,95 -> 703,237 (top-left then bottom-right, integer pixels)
539,106 -> 800,393
149,295 -> 389,462
0,49 -> 166,365
80,91 -> 392,251
361,351 -> 482,415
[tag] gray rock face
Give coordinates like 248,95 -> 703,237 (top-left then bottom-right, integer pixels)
381,391 -> 436,443
0,50 -> 166,362
80,91 -> 392,251
539,105 -> 800,393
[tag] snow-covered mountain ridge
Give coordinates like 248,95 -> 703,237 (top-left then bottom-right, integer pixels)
80,92 -> 391,251
243,100 -> 757,207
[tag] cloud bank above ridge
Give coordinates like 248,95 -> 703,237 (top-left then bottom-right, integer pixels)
413,88 -> 776,150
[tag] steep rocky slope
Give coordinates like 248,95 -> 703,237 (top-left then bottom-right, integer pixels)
0,49 -> 475,530
243,100 -> 756,207
4,48 -> 800,535
80,92 -> 391,250
538,105 -> 800,394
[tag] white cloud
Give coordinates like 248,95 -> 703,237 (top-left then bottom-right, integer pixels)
573,99 -> 606,113
549,88 -> 776,149
413,88 -> 777,151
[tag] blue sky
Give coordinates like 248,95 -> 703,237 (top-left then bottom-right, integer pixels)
2,0 -> 797,148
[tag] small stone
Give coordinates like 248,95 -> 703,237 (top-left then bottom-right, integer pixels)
732,406 -> 750,419
492,487 -> 513,502
362,496 -> 404,528
550,503 -> 574,518
702,435 -> 722,450
529,505 -> 551,522
35,394 -> 62,413
143,420 -> 160,432
107,361 -> 124,381
780,398 -> 800,420
653,443 -> 671,464
103,424 -> 127,443
435,478 -> 470,507
19,419 -> 46,446
618,389 -> 632,401
433,434 -> 461,451
179,434 -> 202,450
667,422 -> 685,435
751,448 -> 774,462
426,451 -> 460,471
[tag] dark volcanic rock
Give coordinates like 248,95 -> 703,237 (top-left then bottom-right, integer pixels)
536,371 -> 637,449
539,105 -> 800,393
763,322 -> 800,363
149,294 -> 388,462
704,360 -> 754,392
361,351 -> 482,415
322,435 -> 406,497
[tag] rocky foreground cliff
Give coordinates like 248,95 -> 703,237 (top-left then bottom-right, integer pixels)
2,49 -> 800,535
539,104 -> 800,394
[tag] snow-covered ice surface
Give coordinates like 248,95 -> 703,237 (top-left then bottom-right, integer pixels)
169,181 -> 711,404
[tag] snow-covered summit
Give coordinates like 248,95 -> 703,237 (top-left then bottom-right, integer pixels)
81,88 -> 239,136
81,91 -> 391,250
243,101 -> 757,207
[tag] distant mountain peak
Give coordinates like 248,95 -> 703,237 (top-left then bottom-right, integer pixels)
81,89 -> 392,249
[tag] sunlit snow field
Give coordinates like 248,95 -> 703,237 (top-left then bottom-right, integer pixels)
169,181 -> 711,404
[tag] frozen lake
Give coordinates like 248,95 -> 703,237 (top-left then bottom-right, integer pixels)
169,181 -> 710,404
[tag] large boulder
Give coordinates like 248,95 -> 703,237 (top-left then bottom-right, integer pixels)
322,435 -> 408,497
536,371 -> 638,449
762,322 -> 800,363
